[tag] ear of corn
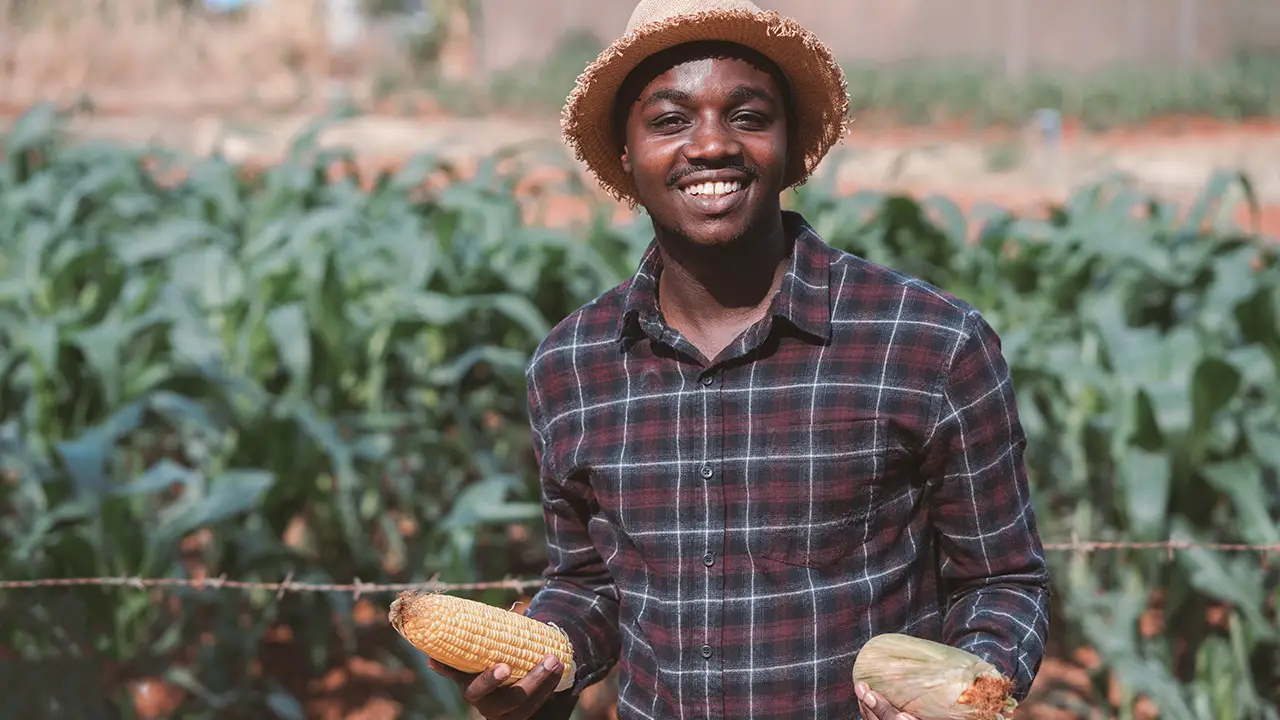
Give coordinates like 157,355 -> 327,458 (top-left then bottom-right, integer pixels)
852,633 -> 1018,720
389,591 -> 576,691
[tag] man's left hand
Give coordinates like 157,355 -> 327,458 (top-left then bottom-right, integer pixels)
855,681 -> 919,720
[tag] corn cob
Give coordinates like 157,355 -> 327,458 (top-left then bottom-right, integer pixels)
388,590 -> 576,691
852,633 -> 1017,720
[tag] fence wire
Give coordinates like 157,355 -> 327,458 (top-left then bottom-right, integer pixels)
1,538 -> 1276,598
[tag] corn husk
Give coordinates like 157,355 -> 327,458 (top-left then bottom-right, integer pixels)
852,633 -> 1018,720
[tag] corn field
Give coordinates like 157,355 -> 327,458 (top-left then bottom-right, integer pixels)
1,102 -> 1278,718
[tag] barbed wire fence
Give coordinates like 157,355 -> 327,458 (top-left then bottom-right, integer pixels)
1,538 -> 1276,598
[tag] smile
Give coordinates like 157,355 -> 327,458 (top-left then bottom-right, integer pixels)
681,180 -> 743,197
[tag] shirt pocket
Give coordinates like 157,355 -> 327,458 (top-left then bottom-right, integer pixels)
751,417 -> 902,570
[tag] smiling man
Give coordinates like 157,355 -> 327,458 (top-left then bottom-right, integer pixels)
426,1 -> 1052,719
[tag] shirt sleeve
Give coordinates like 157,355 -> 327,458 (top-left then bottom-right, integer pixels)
521,372 -> 621,717
920,308 -> 1052,700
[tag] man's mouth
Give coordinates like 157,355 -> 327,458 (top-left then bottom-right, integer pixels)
681,180 -> 744,198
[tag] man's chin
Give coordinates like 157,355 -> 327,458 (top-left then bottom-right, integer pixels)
643,191 -> 778,253
671,222 -> 752,251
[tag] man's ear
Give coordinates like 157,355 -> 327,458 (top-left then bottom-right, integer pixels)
620,146 -> 632,175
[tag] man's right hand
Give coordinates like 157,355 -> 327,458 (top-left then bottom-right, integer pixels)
428,653 -> 566,720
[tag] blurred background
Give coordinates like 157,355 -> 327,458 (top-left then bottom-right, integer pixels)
0,0 -> 1278,718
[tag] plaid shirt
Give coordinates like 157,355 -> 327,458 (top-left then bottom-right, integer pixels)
523,212 -> 1050,720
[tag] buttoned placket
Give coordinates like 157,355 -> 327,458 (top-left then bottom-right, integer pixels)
638,287 -> 783,720
697,364 -> 726,720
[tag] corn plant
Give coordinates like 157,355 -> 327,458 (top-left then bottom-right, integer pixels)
0,102 -> 651,717
1,103 -> 1277,718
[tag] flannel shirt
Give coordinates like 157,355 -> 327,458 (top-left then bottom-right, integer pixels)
522,211 -> 1050,720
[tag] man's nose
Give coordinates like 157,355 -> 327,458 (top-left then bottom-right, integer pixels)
682,116 -> 742,163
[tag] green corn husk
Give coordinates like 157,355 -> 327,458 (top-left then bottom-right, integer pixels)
852,633 -> 1019,720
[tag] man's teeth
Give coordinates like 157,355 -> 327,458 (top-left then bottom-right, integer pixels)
683,180 -> 742,196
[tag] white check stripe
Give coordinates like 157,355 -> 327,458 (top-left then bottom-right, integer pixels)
616,555 -> 920,606
743,356 -> 759,717
543,382 -> 940,432
831,317 -> 966,335
587,447 -> 883,470
671,367 -> 687,717
864,284 -> 908,645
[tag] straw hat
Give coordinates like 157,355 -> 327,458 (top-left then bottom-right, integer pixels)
561,0 -> 851,206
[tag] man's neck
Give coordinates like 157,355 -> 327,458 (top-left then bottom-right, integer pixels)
653,212 -> 792,356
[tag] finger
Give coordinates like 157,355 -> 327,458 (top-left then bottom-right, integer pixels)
853,683 -> 896,720
511,654 -> 566,710
462,663 -> 514,704
858,699 -> 879,720
424,655 -> 483,696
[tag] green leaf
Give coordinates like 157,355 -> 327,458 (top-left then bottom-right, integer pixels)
919,193 -> 968,249
265,302 -> 312,386
424,346 -> 528,386
1182,169 -> 1259,236
54,401 -> 146,497
170,245 -> 246,310
1176,529 -> 1276,641
1200,459 -> 1280,546
1,101 -> 60,157
1120,326 -> 1202,442
1243,416 -> 1280,469
1191,356 -> 1242,433
1118,447 -> 1170,537
163,667 -> 234,709
1226,346 -> 1277,389
1201,246 -> 1261,329
394,291 -> 473,324
14,321 -> 58,376
146,390 -> 220,435
116,219 -> 221,265
110,459 -> 201,498
153,470 -> 275,551
441,474 -> 534,529
266,687 -> 305,720
12,498 -> 95,563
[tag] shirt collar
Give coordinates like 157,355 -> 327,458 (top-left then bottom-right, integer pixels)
615,211 -> 833,349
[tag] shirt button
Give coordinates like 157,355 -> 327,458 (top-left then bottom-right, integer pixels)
703,552 -> 715,567
700,464 -> 713,479
700,374 -> 713,386
701,644 -> 713,659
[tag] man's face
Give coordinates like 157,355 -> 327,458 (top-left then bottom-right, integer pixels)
619,47 -> 790,249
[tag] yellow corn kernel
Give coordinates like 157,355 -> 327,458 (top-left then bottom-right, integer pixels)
388,590 -> 575,691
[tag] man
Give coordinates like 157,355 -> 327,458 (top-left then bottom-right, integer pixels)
428,1 -> 1051,718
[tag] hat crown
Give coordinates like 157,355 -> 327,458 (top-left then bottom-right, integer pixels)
625,0 -> 764,34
